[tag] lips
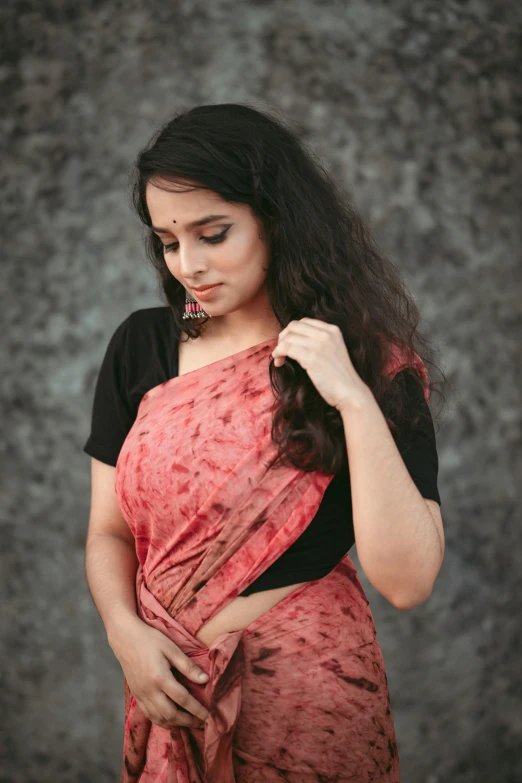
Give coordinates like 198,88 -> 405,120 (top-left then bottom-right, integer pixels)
192,284 -> 222,292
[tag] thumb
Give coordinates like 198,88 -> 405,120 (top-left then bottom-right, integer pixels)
161,639 -> 209,684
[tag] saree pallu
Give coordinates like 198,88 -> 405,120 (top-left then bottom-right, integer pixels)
115,336 -> 428,782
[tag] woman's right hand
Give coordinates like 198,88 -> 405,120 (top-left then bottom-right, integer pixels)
108,614 -> 210,730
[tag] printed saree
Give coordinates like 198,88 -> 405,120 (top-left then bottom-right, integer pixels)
114,335 -> 429,782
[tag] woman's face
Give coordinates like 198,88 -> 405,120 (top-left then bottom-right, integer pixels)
145,179 -> 271,319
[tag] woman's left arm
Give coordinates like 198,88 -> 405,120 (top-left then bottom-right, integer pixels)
271,317 -> 445,611
339,391 -> 445,610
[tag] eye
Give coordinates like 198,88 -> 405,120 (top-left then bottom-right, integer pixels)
162,226 -> 231,253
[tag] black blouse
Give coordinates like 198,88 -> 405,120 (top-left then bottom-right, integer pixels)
83,307 -> 441,596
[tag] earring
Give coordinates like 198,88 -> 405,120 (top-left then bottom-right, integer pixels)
183,289 -> 210,320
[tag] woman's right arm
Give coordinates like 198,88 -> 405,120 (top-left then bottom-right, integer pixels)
84,457 -> 140,646
84,457 -> 211,728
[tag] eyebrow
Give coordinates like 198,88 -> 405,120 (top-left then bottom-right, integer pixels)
151,214 -> 231,234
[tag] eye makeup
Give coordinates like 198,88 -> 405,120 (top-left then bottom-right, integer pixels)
162,225 -> 232,253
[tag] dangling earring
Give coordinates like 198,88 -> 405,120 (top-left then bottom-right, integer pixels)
182,289 -> 210,320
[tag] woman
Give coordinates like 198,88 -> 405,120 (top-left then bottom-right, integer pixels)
84,103 -> 446,782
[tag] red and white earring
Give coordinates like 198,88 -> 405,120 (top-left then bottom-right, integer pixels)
182,289 -> 209,320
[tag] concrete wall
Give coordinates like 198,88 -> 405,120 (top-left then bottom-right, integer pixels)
2,1 -> 520,780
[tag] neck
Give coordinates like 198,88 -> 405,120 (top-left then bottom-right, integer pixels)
200,307 -> 281,346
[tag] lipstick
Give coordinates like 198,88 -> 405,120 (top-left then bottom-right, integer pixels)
192,283 -> 223,301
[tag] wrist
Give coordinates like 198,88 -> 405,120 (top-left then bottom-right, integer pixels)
106,609 -> 143,652
337,384 -> 375,417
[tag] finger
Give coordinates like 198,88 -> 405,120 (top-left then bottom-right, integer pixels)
137,693 -> 204,730
299,318 -> 339,335
280,318 -> 333,339
135,696 -> 180,731
163,676 -> 210,722
163,644 -> 209,685
273,335 -> 311,366
156,692 -> 206,729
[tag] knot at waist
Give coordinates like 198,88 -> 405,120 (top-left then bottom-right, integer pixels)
138,573 -> 246,781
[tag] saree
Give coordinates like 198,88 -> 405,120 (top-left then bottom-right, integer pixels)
114,335 -> 429,782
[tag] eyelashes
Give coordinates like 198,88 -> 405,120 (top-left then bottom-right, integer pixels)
162,226 -> 231,254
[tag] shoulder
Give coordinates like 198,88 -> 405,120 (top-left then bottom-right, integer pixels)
382,340 -> 430,403
102,306 -> 173,361
119,306 -> 175,351
120,306 -> 177,401
126,305 -> 173,332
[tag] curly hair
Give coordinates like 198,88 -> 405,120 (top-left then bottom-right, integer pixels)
128,101 -> 449,476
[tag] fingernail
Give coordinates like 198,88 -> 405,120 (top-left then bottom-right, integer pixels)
198,672 -> 208,681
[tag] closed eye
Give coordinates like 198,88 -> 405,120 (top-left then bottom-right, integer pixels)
163,227 -> 231,253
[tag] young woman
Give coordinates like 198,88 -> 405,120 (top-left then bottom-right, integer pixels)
84,103 -> 446,782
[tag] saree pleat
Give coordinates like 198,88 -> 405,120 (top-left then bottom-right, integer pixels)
115,336 -> 425,781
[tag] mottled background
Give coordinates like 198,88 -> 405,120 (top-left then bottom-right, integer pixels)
2,0 -> 521,781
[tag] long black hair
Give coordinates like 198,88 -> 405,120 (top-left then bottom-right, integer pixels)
129,102 -> 449,476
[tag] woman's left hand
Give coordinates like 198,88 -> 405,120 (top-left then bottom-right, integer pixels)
271,318 -> 372,412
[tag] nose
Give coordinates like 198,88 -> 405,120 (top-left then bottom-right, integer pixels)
177,242 -> 209,280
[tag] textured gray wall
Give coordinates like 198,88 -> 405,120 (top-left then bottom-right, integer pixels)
2,1 -> 521,781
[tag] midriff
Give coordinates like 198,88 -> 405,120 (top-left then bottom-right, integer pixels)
194,581 -> 309,648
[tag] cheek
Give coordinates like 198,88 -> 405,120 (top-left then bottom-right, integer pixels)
231,238 -> 268,276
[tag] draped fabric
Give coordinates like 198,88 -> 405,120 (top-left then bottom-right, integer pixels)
114,336 -> 427,781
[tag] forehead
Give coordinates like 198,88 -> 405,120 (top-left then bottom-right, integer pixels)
145,179 -> 228,219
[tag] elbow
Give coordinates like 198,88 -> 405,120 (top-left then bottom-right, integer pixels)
383,555 -> 443,611
389,585 -> 433,611
361,552 -> 442,611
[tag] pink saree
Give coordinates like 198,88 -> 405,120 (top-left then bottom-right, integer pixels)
114,336 -> 429,782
